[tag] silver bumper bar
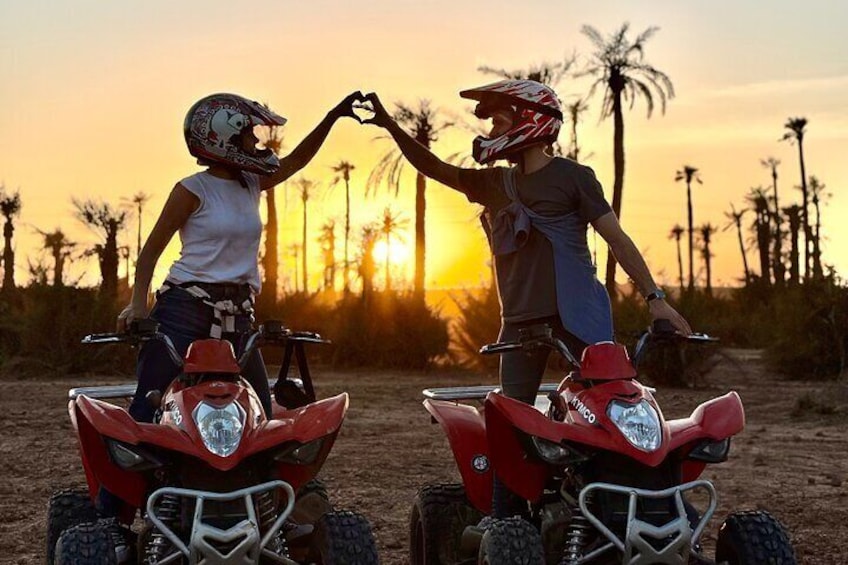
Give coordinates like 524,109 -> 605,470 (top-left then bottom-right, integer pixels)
146,480 -> 297,565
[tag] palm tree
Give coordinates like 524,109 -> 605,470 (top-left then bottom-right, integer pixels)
668,224 -> 685,292
367,100 -> 453,300
745,187 -> 772,285
259,119 -> 285,305
73,198 -> 128,298
580,23 -> 674,295
287,243 -> 301,293
808,175 -> 828,278
293,177 -> 318,293
378,207 -> 410,291
317,220 -> 337,291
120,191 -> 151,267
782,117 -> 810,277
358,224 -> 378,301
0,185 -> 22,292
760,157 -> 784,285
36,228 -> 75,287
674,166 -> 702,291
478,59 -> 574,87
698,223 -> 718,296
722,204 -> 750,284
565,97 -> 591,162
782,205 -> 802,285
329,160 -> 356,293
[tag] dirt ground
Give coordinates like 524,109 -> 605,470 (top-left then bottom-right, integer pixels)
1,349 -> 846,564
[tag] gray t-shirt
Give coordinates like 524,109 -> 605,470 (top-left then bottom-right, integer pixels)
457,157 -> 611,323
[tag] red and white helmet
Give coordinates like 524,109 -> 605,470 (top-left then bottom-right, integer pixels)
184,93 -> 287,175
460,80 -> 563,165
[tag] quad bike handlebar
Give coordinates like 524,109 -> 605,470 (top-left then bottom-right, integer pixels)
81,319 -> 330,371
479,319 -> 718,370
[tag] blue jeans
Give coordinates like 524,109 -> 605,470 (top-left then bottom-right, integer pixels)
128,286 -> 272,422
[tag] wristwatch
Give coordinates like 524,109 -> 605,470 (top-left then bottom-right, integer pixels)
645,289 -> 667,303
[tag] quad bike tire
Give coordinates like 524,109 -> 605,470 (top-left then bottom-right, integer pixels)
715,510 -> 797,564
293,478 -> 334,524
478,516 -> 544,565
309,510 -> 380,564
409,483 -> 483,565
54,520 -> 117,565
46,487 -> 99,565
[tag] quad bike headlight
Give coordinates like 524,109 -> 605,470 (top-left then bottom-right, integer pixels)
105,439 -> 164,471
530,436 -> 588,466
193,401 -> 246,457
607,399 -> 662,452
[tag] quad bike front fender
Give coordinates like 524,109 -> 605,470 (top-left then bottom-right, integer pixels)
423,399 -> 493,514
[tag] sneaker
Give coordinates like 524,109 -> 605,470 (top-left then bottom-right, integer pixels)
475,516 -> 500,532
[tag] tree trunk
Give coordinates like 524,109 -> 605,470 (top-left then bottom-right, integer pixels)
414,170 -> 426,301
2,220 -> 14,291
771,170 -> 785,285
344,179 -> 351,293
262,188 -> 278,306
604,89 -> 625,297
797,140 -> 810,278
302,204 -> 308,293
102,230 -> 119,299
686,182 -> 694,291
675,237 -> 684,292
812,195 -> 823,279
786,210 -> 800,285
735,222 -> 750,284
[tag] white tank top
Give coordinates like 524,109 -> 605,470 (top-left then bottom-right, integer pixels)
166,171 -> 263,293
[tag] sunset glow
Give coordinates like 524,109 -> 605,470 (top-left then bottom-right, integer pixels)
1,0 -> 846,293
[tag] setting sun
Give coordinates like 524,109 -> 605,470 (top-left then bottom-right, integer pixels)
373,239 -> 412,286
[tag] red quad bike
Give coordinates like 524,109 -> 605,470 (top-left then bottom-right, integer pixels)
410,320 -> 797,565
47,319 -> 379,565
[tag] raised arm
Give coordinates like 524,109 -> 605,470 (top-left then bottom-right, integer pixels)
362,92 -> 466,191
117,184 -> 198,329
592,211 -> 692,335
260,91 -> 363,190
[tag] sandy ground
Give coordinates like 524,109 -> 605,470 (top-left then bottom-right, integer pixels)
1,349 -> 846,564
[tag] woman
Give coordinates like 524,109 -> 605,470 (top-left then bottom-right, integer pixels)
118,91 -> 363,423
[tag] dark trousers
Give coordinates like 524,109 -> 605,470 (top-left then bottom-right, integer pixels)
128,286 -> 272,422
100,286 -> 272,518
493,315 -> 588,519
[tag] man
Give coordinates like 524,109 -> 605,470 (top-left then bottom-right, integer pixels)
362,80 -> 690,517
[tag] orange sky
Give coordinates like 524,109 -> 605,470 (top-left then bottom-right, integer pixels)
2,1 -> 846,294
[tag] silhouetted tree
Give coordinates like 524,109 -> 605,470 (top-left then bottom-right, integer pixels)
318,220 -> 337,291
36,228 -> 75,287
782,117 -> 810,277
580,23 -> 674,294
668,224 -> 685,292
293,177 -> 318,293
329,160 -> 356,293
675,165 -> 702,291
287,243 -> 301,293
808,175 -> 828,279
73,198 -> 128,299
746,187 -> 772,285
478,59 -> 574,87
723,204 -> 750,284
120,191 -> 151,269
378,207 -> 409,291
367,100 -> 453,299
0,185 -> 21,292
565,97 -> 591,162
783,204 -> 802,285
259,119 -> 285,305
358,224 -> 378,301
698,223 -> 718,296
760,157 -> 784,285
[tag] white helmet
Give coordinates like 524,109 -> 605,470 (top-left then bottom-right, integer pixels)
184,93 -> 286,175
460,80 -> 563,164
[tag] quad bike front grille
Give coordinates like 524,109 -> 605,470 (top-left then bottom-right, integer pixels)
570,480 -> 717,565
146,480 -> 297,564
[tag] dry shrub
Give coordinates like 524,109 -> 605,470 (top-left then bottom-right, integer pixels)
327,291 -> 449,369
